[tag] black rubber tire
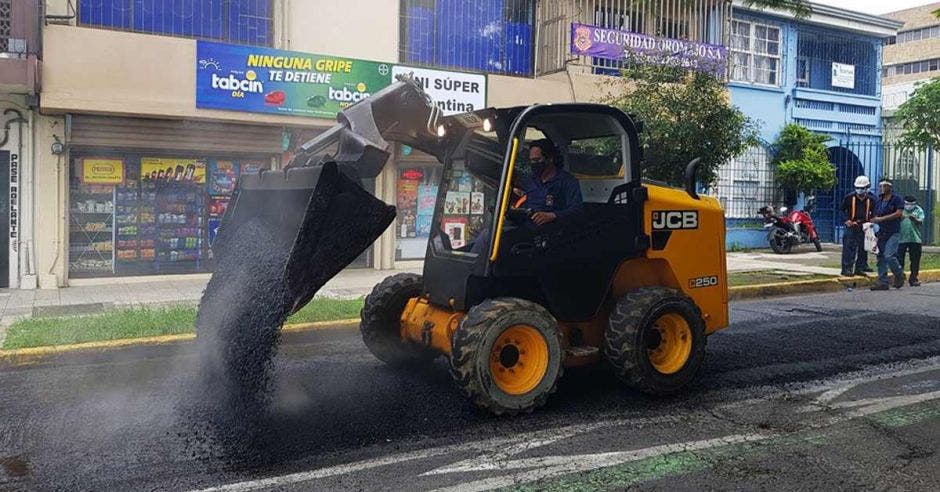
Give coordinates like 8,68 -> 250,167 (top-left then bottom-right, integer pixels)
604,287 -> 707,396
813,238 -> 823,252
769,234 -> 791,254
360,273 -> 436,367
449,298 -> 564,415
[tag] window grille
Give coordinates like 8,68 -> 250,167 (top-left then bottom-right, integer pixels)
77,0 -> 273,47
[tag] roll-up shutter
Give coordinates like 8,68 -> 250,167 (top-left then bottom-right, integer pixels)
69,115 -> 288,155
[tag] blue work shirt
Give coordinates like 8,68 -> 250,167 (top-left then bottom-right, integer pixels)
518,169 -> 584,220
873,192 -> 905,237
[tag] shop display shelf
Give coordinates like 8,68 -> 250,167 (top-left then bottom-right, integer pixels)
70,228 -> 112,234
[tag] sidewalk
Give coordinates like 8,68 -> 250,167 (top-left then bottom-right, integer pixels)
0,243 -> 928,326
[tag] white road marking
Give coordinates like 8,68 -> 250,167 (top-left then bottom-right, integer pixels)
190,420 -> 629,492
434,390 -> 940,492
429,433 -> 774,492
191,359 -> 940,492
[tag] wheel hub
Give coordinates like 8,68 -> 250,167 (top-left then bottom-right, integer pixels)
489,325 -> 549,395
647,312 -> 693,375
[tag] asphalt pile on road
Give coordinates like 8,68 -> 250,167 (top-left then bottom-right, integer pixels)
177,165 -> 396,464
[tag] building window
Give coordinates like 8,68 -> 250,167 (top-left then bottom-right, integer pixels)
797,29 -> 877,96
399,0 -> 535,76
895,24 -> 940,44
730,19 -> 781,86
77,0 -> 273,47
711,145 -> 775,219
888,57 -> 940,77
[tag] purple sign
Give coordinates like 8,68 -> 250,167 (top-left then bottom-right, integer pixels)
570,23 -> 727,76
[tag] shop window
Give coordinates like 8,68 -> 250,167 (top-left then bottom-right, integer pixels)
396,164 -> 444,261
69,154 -> 270,278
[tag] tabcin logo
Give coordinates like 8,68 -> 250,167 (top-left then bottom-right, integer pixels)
211,70 -> 263,98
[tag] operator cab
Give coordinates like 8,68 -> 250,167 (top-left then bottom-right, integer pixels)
422,104 -> 647,321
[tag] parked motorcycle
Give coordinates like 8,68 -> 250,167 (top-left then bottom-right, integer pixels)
758,200 -> 822,254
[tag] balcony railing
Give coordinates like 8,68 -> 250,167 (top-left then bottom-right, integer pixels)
536,0 -> 731,75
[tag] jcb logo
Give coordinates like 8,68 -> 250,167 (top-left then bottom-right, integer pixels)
652,210 -> 699,230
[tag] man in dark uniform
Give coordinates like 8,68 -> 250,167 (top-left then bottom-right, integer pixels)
514,139 -> 584,226
840,175 -> 876,276
470,138 -> 582,254
870,179 -> 906,290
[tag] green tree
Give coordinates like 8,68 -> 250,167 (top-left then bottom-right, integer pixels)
744,0 -> 812,18
605,63 -> 759,187
894,78 -> 940,149
770,124 -> 835,195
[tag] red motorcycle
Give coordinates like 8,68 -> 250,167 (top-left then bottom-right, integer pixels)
758,202 -> 822,254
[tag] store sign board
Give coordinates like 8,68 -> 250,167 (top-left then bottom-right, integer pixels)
196,41 -> 486,120
81,158 -> 125,185
832,62 -> 855,89
141,158 -> 207,184
569,23 -> 727,77
391,65 -> 486,116
196,41 -> 390,119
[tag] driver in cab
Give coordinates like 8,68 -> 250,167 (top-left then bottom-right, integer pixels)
513,139 -> 583,226
469,139 -> 582,255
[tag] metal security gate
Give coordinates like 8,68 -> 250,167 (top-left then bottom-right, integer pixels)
813,142 -> 934,244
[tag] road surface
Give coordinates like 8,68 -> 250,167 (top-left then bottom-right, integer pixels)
2,284 -> 939,490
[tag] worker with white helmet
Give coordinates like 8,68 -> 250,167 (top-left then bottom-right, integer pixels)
840,175 -> 876,277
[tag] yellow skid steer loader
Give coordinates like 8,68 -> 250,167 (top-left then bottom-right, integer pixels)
198,76 -> 728,415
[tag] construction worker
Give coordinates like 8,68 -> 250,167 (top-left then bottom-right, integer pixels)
898,195 -> 925,287
840,175 -> 875,276
870,179 -> 906,290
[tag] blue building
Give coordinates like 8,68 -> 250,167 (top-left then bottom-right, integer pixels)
720,1 -> 902,247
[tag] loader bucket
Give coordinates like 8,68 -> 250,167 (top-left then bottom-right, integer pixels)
211,161 -> 396,315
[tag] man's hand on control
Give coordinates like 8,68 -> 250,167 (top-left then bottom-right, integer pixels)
532,211 -> 557,226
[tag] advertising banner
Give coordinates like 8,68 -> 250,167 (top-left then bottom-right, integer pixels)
570,23 -> 727,77
141,158 -> 206,184
81,158 -> 125,185
196,41 -> 487,120
197,41 -> 390,118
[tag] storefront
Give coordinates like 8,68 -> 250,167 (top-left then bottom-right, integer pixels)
64,115 -> 350,279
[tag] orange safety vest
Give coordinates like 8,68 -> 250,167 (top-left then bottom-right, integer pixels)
851,195 -> 871,221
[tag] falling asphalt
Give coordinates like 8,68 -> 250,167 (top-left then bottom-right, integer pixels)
1,284 -> 939,490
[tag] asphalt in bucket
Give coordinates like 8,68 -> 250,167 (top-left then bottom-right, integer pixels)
177,164 -> 396,466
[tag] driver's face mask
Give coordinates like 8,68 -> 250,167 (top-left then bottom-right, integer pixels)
855,187 -> 868,196
529,157 -> 547,177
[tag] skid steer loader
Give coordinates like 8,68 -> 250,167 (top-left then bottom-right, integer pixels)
202,75 -> 728,416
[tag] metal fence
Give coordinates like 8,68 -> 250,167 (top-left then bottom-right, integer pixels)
399,0 -> 536,76
813,142 -> 935,244
536,0 -> 731,75
77,0 -> 274,47
710,144 -> 777,220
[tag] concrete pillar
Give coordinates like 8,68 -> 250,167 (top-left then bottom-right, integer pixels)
33,114 -> 68,288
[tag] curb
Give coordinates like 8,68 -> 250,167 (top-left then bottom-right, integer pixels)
0,318 -> 360,360
4,269 -> 940,359
729,269 -> 940,301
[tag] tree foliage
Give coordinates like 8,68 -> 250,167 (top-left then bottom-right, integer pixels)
605,63 -> 759,187
894,78 -> 940,149
744,0 -> 813,18
771,124 -> 835,194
